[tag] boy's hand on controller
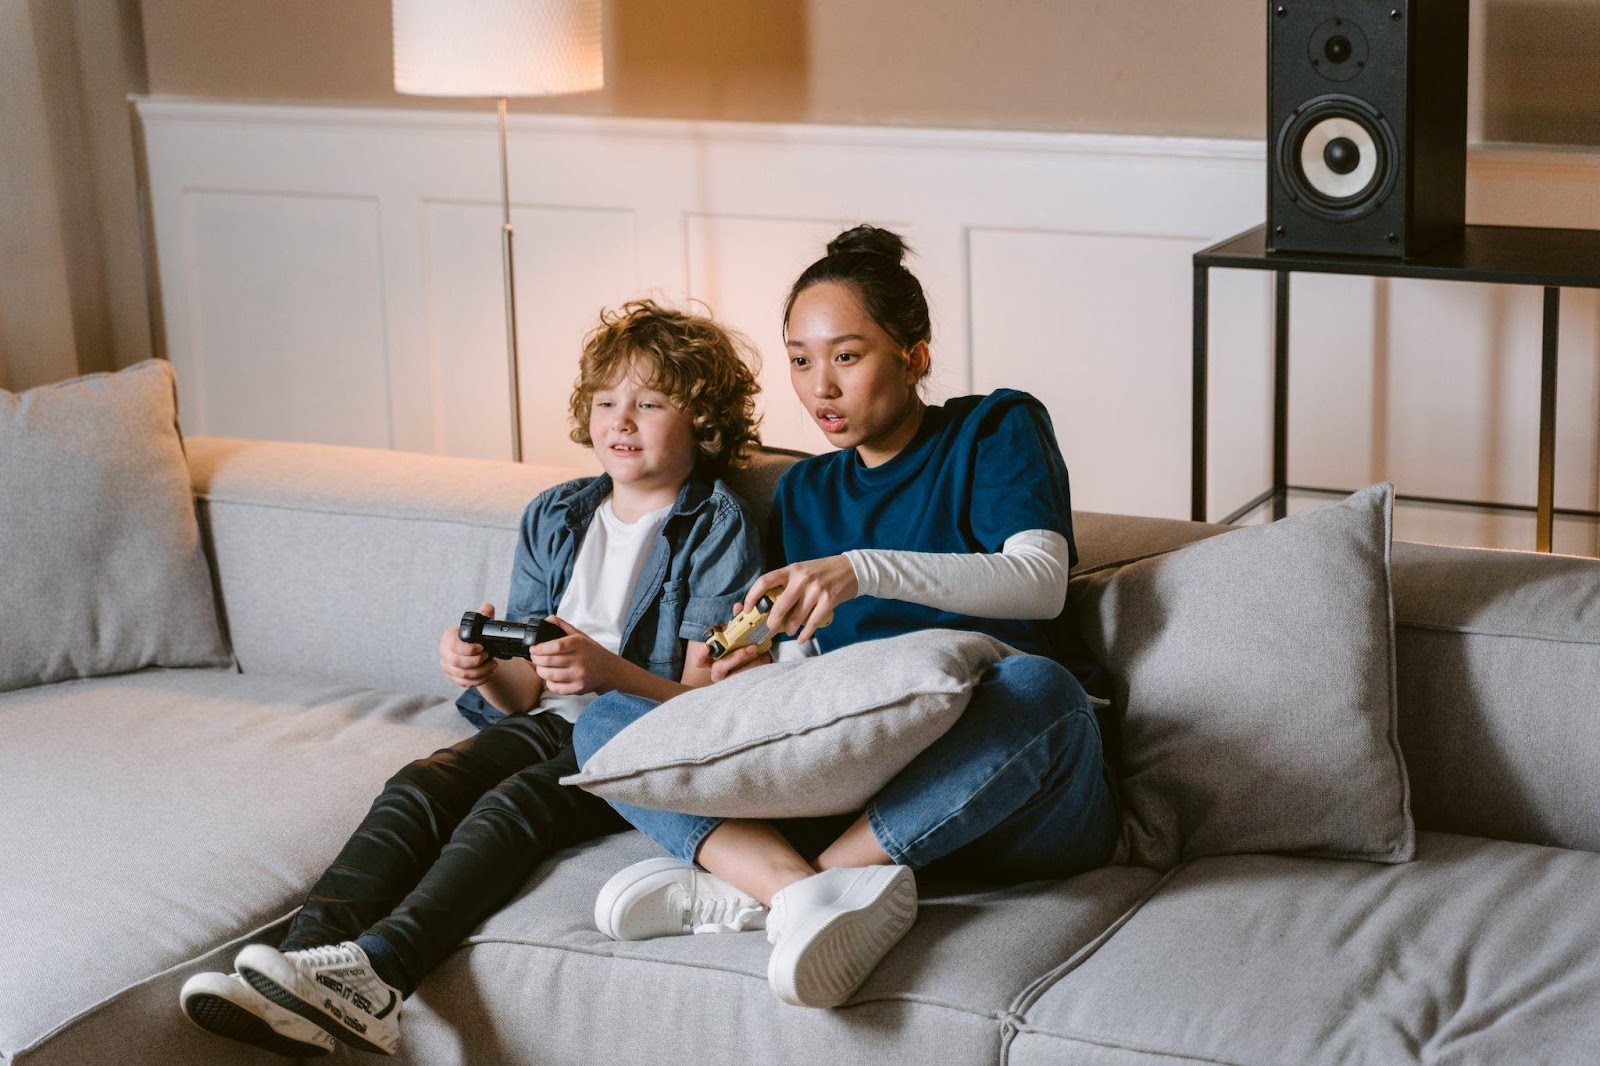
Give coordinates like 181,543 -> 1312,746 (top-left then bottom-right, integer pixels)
531,616 -> 619,695
439,601 -> 498,688
707,638 -> 772,682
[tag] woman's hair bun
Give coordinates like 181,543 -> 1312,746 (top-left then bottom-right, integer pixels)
826,224 -> 909,263
785,222 -> 930,357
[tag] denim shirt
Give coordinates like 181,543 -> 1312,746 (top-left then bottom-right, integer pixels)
456,469 -> 763,729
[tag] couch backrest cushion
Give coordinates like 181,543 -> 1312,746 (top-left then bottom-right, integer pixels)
0,361 -> 231,692
187,437 -> 804,698
1391,541 -> 1600,853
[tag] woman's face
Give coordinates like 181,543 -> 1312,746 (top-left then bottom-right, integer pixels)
785,281 -> 927,466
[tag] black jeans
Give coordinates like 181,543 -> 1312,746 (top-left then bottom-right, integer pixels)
280,711 -> 626,992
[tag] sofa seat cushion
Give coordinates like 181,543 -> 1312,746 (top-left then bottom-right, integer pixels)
1010,832 -> 1600,1065
0,669 -> 471,1062
391,831 -> 1164,1066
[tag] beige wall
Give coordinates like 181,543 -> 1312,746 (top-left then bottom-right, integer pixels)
5,0 -> 1595,392
139,0 -> 1600,144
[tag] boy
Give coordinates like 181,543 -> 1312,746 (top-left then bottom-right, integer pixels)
179,300 -> 765,1057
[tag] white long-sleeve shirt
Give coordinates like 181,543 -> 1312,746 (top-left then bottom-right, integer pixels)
775,528 -> 1071,661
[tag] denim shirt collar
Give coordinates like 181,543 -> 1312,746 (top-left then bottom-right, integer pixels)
559,468 -> 720,529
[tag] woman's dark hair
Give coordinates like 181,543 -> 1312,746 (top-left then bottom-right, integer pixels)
783,225 -> 931,359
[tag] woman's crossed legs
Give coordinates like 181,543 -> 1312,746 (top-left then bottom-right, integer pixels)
573,653 -> 1118,1006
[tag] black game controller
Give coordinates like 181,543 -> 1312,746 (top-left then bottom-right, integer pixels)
459,611 -> 564,660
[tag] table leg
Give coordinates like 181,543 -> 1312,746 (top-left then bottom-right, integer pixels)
1192,264 -> 1209,523
1537,286 -> 1560,553
1273,270 -> 1290,521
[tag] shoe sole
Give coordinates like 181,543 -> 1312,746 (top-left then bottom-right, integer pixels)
182,990 -> 334,1058
236,948 -> 396,1056
768,866 -> 918,1008
594,856 -> 697,940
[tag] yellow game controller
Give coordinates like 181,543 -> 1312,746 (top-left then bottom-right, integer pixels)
705,585 -> 833,660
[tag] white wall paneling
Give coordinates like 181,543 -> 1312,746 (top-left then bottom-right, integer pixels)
137,99 -> 1600,546
181,189 -> 392,447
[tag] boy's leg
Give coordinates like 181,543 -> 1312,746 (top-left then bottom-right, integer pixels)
279,712 -> 573,952
860,654 -> 1118,882
362,736 -> 628,991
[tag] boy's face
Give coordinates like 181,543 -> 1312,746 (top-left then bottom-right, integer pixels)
589,358 -> 698,496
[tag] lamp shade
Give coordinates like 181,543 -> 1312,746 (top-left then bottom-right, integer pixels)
393,0 -> 604,97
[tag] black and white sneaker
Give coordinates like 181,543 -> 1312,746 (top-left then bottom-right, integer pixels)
179,971 -> 337,1057
235,941 -> 402,1055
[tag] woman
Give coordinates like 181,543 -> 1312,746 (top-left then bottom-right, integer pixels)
573,226 -> 1117,1010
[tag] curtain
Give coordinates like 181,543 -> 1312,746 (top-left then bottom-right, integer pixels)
0,0 -> 151,393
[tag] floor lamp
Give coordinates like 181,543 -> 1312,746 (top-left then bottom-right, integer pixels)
392,0 -> 605,462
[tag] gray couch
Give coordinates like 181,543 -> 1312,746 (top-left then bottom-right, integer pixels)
4,435 -> 1598,1065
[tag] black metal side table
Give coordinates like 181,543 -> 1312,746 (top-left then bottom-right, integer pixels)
1192,222 -> 1600,552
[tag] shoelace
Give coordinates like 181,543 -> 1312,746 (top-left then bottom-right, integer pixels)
289,943 -> 366,975
682,872 -> 765,933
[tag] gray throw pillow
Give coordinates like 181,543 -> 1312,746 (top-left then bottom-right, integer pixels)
1071,483 -> 1414,870
562,629 -> 1014,818
0,361 -> 232,692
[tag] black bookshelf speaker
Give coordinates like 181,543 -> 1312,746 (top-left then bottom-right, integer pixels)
1267,0 -> 1468,258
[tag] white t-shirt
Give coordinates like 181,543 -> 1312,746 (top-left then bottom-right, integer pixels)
538,496 -> 671,723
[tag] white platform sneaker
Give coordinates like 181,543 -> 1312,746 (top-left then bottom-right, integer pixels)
595,857 -> 768,940
765,865 -> 918,1008
179,970 -> 337,1057
235,941 -> 402,1055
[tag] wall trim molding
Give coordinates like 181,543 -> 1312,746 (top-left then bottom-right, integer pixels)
133,97 -> 1600,546
133,95 -> 1271,161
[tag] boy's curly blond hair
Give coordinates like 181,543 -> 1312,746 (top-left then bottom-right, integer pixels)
569,300 -> 762,472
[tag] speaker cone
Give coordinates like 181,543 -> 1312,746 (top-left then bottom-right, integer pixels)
1276,95 -> 1396,221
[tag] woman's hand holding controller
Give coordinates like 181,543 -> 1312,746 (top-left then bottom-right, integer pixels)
749,555 -> 858,645
439,601 -> 499,688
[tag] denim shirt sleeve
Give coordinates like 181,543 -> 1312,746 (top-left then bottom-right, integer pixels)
455,490 -> 561,729
678,488 -> 765,641
506,492 -> 558,622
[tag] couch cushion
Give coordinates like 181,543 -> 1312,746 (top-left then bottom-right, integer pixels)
1071,484 -> 1414,870
387,831 -> 1163,1066
185,437 -> 808,700
186,435 -> 583,699
1071,510 -> 1227,573
1010,832 -> 1600,1065
0,361 -> 231,693
0,669 -> 471,1062
1392,541 -> 1600,854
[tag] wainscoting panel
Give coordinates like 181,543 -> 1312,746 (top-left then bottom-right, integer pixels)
971,227 -> 1235,519
138,100 -> 1600,549
686,213 -> 854,457
423,201 -> 637,464
182,189 -> 392,447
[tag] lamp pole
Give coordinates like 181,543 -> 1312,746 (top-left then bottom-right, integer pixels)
391,0 -> 603,464
498,97 -> 523,462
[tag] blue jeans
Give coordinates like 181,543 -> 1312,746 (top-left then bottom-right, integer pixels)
572,654 -> 1117,882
